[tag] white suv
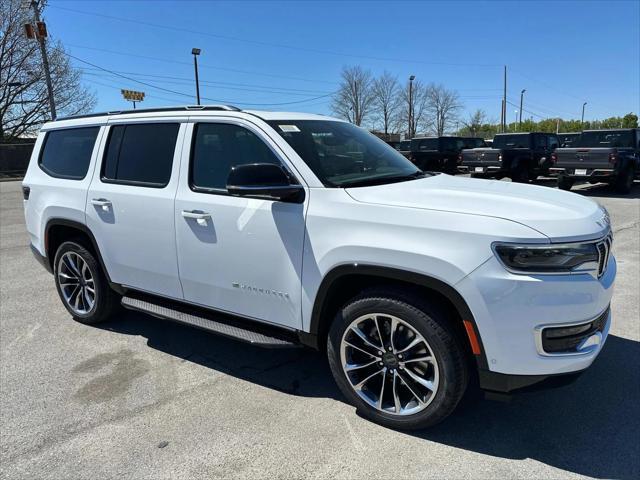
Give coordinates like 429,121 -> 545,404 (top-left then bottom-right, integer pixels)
23,106 -> 615,429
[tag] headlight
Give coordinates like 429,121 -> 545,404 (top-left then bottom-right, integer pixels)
493,242 -> 599,274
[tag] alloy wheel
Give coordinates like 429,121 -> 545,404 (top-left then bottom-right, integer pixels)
340,313 -> 440,416
57,252 -> 96,315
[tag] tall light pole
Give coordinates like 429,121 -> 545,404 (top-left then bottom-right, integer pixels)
408,75 -> 415,138
519,89 -> 525,127
28,1 -> 56,120
581,102 -> 587,125
192,48 -> 201,105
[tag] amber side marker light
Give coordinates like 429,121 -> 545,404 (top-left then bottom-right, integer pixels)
463,320 -> 482,355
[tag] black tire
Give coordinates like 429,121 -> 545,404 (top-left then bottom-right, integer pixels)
53,240 -> 120,324
614,167 -> 634,194
511,165 -> 530,183
558,176 -> 574,191
327,289 -> 468,430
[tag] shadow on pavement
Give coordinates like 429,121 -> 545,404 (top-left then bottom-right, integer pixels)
99,311 -> 640,479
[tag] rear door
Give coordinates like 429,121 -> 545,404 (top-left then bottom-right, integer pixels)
174,119 -> 307,330
85,119 -> 186,298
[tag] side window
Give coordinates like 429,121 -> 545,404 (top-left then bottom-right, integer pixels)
39,127 -> 100,179
548,135 -> 559,150
191,123 -> 282,191
534,135 -> 547,149
102,123 -> 179,187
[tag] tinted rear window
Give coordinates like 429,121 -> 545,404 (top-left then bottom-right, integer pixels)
577,130 -> 634,148
492,134 -> 531,149
39,127 -> 100,179
102,123 -> 179,187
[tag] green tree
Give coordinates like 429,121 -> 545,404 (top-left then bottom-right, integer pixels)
622,113 -> 638,128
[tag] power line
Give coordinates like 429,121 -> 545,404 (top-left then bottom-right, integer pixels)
50,5 -> 501,68
66,44 -> 338,86
65,51 -> 336,106
79,70 -> 334,97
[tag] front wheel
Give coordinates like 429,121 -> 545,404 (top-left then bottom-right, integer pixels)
327,290 -> 468,430
53,241 -> 120,324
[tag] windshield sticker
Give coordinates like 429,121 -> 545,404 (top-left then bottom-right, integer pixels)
278,125 -> 301,133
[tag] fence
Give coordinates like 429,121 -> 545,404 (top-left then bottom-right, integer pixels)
0,143 -> 35,179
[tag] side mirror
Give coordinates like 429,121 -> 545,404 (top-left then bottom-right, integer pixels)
226,163 -> 305,203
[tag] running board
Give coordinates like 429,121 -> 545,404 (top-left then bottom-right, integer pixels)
121,294 -> 299,348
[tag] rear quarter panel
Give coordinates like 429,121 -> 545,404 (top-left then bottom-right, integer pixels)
22,122 -> 107,256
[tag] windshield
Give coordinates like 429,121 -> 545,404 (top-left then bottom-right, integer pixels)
576,130 -> 634,148
399,140 -> 411,151
492,134 -> 531,149
268,120 -> 424,187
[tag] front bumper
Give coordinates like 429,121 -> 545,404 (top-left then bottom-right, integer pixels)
456,254 -> 615,381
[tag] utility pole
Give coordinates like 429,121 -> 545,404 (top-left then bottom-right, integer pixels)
192,48 -> 201,105
408,75 -> 415,138
581,102 -> 587,125
30,1 -> 56,120
519,89 -> 525,127
502,65 -> 507,133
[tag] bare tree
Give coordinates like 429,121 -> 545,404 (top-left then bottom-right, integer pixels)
371,71 -> 401,135
423,83 -> 462,136
399,79 -> 428,138
331,66 -> 374,126
1,0 -> 95,140
462,109 -> 487,136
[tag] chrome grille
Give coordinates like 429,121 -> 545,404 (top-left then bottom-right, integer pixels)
596,234 -> 612,278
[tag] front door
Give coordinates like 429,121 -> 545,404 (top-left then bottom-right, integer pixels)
174,120 -> 306,329
86,120 -> 186,299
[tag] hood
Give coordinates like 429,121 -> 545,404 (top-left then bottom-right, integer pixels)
346,174 -> 609,242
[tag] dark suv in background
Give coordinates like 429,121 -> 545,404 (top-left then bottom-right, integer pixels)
410,136 -> 485,174
459,132 -> 559,182
551,128 -> 639,193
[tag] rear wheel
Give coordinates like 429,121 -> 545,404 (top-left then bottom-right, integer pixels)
613,167 -> 634,194
558,176 -> 574,191
53,241 -> 120,324
511,166 -> 530,183
327,290 -> 468,430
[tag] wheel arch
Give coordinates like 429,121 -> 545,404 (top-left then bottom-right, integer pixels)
44,218 -> 122,292
309,264 -> 488,370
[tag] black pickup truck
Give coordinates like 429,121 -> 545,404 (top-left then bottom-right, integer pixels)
459,132 -> 559,182
410,136 -> 485,174
551,128 -> 639,193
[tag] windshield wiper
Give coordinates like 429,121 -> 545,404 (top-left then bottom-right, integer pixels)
339,170 -> 427,188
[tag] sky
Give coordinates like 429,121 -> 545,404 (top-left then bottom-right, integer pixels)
43,0 -> 640,124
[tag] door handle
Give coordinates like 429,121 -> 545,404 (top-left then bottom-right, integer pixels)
91,198 -> 112,211
181,209 -> 211,225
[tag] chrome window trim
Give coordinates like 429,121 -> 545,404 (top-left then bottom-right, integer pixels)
534,306 -> 610,357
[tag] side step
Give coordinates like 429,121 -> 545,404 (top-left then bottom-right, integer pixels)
121,294 -> 299,348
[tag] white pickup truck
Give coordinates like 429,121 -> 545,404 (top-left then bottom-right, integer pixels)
23,105 -> 615,429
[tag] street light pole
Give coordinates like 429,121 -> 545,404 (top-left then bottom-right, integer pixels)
192,48 -> 202,105
581,102 -> 587,125
408,75 -> 415,138
519,89 -> 525,127
30,1 -> 56,120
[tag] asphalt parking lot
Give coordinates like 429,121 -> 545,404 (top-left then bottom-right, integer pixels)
1,178 -> 639,480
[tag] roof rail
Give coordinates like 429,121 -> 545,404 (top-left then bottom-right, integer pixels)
57,105 -> 242,121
